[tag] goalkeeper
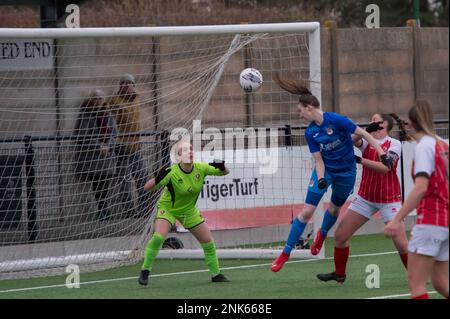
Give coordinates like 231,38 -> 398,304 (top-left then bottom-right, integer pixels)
138,141 -> 230,286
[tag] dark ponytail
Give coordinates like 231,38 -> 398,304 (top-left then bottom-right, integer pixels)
273,73 -> 320,108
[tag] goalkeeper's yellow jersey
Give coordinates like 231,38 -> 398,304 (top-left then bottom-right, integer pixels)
155,162 -> 223,214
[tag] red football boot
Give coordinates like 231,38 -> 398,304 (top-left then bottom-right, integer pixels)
310,229 -> 326,256
271,251 -> 290,272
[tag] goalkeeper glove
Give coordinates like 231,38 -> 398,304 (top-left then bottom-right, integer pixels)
155,166 -> 171,184
208,159 -> 226,171
318,178 -> 328,190
355,155 -> 362,164
380,154 -> 393,170
366,121 -> 384,133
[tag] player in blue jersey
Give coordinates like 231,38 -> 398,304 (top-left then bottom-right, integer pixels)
271,75 -> 393,272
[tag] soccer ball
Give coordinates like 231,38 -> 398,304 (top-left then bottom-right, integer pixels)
239,68 -> 263,93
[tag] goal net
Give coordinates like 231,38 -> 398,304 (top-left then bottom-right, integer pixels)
0,23 -> 323,279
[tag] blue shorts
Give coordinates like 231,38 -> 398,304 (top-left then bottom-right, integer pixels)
305,169 -> 356,207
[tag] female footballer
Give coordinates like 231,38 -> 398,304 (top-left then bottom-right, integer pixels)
271,75 -> 393,272
316,113 -> 409,283
138,141 -> 230,285
384,101 -> 449,299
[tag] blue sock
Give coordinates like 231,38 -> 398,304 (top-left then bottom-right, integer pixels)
320,209 -> 337,237
283,218 -> 307,254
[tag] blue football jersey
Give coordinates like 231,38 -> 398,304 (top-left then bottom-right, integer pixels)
305,112 -> 357,173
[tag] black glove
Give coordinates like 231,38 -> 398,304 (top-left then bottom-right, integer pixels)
366,121 -> 384,133
318,178 -> 328,189
355,155 -> 362,164
380,154 -> 393,170
209,159 -> 226,171
155,166 -> 171,184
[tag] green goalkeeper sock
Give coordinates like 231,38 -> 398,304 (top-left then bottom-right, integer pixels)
201,241 -> 220,276
142,232 -> 165,270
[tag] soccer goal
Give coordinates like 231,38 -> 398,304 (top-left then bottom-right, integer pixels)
0,22 -> 323,279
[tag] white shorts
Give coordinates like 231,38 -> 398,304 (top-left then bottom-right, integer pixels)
408,224 -> 449,261
348,195 -> 401,223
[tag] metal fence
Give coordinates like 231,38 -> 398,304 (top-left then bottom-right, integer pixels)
0,121 -> 448,246
0,132 -> 170,245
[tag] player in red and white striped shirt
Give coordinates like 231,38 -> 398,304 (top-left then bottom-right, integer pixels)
317,113 -> 409,283
385,100 -> 449,299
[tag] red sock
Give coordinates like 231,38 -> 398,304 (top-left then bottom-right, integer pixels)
399,253 -> 408,269
411,293 -> 429,299
334,246 -> 350,276
281,251 -> 290,258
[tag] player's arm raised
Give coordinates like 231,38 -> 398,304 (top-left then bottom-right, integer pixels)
352,121 -> 383,147
208,160 -> 230,176
221,164 -> 230,176
352,134 -> 363,147
353,127 -> 392,169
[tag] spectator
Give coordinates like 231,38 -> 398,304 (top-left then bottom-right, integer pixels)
107,74 -> 151,218
74,89 -> 118,221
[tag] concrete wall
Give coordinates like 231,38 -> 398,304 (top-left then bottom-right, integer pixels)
333,26 -> 448,123
336,27 -> 416,121
417,28 -> 449,119
1,26 -> 447,139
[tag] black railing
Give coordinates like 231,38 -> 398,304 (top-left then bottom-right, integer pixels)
0,130 -> 172,244
0,120 -> 448,244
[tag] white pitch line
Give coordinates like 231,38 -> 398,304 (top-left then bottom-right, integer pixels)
367,291 -> 438,299
0,250 -> 397,294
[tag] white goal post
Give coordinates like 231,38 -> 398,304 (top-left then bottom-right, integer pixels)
0,22 -> 323,279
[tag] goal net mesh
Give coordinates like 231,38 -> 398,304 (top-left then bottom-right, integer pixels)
0,26 -> 321,279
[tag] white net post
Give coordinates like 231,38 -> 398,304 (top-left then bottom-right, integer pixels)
309,25 -> 326,259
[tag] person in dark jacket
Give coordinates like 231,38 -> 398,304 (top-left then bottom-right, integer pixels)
74,89 -> 118,220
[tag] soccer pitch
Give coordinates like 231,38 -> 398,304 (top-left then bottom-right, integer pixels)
0,233 -> 442,299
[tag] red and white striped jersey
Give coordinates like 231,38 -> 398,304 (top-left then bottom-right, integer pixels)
412,135 -> 449,227
358,136 -> 402,203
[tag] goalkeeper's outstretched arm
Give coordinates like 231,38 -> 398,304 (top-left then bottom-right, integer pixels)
208,160 -> 230,176
144,166 -> 171,191
220,164 -> 230,176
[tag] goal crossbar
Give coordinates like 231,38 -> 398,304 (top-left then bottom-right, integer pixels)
0,22 -> 319,38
